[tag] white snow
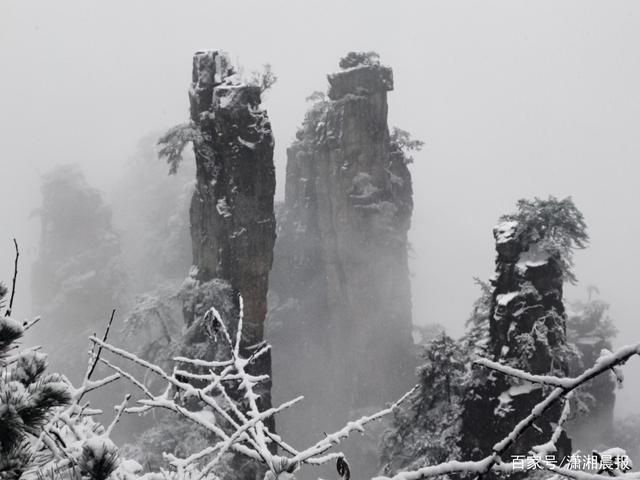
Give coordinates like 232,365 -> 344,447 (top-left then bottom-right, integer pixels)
497,291 -> 519,306
237,136 -> 256,149
192,408 -> 217,426
494,221 -> 518,244
507,382 -> 542,397
118,459 -> 143,474
219,93 -> 233,109
84,435 -> 117,455
516,245 -> 550,273
216,197 -> 232,218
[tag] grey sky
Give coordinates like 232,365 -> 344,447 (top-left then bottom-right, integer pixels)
2,0 -> 640,414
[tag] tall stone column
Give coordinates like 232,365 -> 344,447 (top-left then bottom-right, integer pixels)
186,51 -> 277,450
268,55 -> 416,475
460,219 -> 572,471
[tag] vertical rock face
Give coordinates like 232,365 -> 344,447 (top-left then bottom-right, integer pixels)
186,51 -> 276,459
269,56 -> 415,462
188,51 -> 276,349
460,219 -> 572,466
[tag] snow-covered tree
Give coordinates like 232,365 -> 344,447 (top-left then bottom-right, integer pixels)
0,273 -> 139,480
382,198 -> 590,478
91,296 -> 416,480
499,196 -> 588,284
4,254 -> 640,480
380,334 -> 466,475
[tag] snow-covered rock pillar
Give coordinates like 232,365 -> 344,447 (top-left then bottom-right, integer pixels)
268,55 -> 416,474
459,219 -> 572,470
188,50 -> 276,347
187,51 -> 276,444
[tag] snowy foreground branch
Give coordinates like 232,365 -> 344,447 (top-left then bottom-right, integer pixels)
89,298 -> 417,480
372,345 -> 640,480
85,295 -> 640,480
5,287 -> 640,480
4,292 -> 640,480
0,310 -> 143,480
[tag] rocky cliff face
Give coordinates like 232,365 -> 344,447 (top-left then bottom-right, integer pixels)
268,56 -> 416,470
460,219 -> 572,467
187,51 -> 276,348
184,52 -> 277,469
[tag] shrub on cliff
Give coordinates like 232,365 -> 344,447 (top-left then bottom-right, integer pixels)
500,196 -> 589,283
390,127 -> 425,165
339,51 -> 381,69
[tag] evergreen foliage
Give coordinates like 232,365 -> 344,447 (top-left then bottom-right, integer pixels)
500,196 -> 588,283
338,51 -> 381,69
381,334 -> 467,475
157,123 -> 203,175
0,287 -> 72,478
247,64 -> 278,93
390,127 -> 425,165
380,198 -> 593,476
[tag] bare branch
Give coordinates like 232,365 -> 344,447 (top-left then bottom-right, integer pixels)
375,343 -> 640,480
87,308 -> 116,380
292,385 -> 418,464
106,394 -> 131,436
474,357 -> 572,388
6,238 -> 18,316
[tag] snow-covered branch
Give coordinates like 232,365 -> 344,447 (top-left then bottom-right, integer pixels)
89,297 -> 416,479
375,343 -> 640,480
474,357 -> 572,388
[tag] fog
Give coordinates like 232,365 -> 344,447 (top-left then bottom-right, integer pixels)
2,0 -> 640,427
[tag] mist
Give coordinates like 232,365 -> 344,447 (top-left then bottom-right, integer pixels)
2,1 -> 640,477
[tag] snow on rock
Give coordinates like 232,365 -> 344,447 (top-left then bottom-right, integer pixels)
507,381 -> 542,397
462,202 -> 571,463
493,221 -> 518,244
327,63 -> 393,100
268,54 -> 414,476
516,244 -> 550,274
494,390 -> 515,417
237,136 -> 257,150
496,291 -> 519,306
216,197 -> 232,218
187,50 -> 276,479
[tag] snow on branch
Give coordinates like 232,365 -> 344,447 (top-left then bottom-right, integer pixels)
474,357 -> 573,388
5,259 -> 640,480
0,314 -> 140,480
89,296 -> 417,479
1,252 -> 140,480
374,344 -> 640,480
